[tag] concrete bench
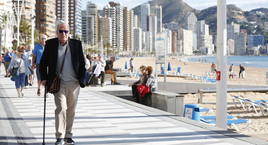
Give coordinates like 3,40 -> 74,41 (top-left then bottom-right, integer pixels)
104,74 -> 112,85
151,91 -> 184,116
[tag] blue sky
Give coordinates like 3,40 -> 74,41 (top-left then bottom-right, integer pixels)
82,0 -> 268,10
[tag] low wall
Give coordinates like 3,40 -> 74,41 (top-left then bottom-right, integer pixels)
152,91 -> 184,116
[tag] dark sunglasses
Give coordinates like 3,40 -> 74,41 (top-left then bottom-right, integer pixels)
58,30 -> 69,34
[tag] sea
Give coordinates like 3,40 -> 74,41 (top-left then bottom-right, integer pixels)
186,56 -> 268,69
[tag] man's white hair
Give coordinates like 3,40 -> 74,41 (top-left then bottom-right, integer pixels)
56,20 -> 69,32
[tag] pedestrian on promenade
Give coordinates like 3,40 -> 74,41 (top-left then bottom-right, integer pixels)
24,45 -> 33,88
39,21 -> 86,145
7,45 -> 31,97
129,65 -> 147,103
3,49 -> 12,77
128,58 -> 134,73
32,34 -> 47,96
105,56 -> 120,85
239,64 -> 245,79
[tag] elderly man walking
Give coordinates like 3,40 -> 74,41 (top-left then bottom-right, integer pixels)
39,21 -> 86,145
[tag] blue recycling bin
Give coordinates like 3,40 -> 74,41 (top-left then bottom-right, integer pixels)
183,104 -> 200,121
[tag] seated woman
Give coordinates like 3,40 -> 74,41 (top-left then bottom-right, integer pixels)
139,66 -> 156,106
129,65 -> 147,103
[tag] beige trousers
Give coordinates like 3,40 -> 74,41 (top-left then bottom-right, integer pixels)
54,81 -> 80,139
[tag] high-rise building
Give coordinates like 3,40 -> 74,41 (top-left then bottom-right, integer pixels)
0,0 -> 14,49
151,5 -> 162,33
264,22 -> 268,32
227,22 -> 240,40
104,2 -> 124,51
248,35 -> 264,48
234,32 -> 247,55
196,20 -> 214,54
133,27 -> 142,52
177,28 -> 193,55
123,7 -> 133,52
171,31 -> 178,54
143,31 -> 152,53
56,0 -> 82,38
148,15 -> 157,52
186,12 -> 197,32
163,29 -> 172,54
82,2 -> 98,46
36,0 -> 56,37
98,16 -> 112,48
140,3 -> 150,31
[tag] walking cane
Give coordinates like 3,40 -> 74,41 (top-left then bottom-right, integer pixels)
42,86 -> 47,145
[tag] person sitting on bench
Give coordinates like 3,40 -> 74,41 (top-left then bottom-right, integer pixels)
105,56 -> 120,85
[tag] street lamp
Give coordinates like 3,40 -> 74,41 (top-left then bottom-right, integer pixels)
216,0 -> 227,129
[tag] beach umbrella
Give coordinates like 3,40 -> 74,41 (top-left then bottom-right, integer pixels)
167,62 -> 171,71
124,61 -> 128,69
177,67 -> 181,73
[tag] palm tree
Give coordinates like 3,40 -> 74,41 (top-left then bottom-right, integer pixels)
104,42 -> 111,58
19,19 -> 31,45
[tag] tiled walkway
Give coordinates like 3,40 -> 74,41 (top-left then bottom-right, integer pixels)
0,72 -> 266,145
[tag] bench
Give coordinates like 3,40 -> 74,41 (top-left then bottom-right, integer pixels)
104,74 -> 112,85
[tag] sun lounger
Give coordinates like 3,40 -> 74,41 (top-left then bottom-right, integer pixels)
200,115 -> 250,131
232,96 -> 268,115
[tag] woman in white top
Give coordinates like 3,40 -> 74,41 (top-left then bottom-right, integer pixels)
8,45 -> 31,97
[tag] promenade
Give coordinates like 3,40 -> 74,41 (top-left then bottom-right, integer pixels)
0,70 -> 267,144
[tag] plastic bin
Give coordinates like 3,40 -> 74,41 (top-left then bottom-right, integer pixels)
183,104 -> 200,121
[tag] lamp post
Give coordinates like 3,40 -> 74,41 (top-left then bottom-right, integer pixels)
216,0 -> 227,129
31,15 -> 35,50
17,0 -> 20,46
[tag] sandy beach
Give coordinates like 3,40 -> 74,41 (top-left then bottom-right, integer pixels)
114,56 -> 268,141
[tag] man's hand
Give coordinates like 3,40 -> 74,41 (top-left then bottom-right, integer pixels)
41,80 -> 46,86
32,63 -> 36,69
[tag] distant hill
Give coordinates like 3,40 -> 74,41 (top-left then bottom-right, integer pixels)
133,0 -> 195,27
133,0 -> 268,43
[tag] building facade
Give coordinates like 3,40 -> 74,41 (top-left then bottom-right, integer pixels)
36,0 -> 56,37
0,0 -> 14,49
55,0 -> 82,38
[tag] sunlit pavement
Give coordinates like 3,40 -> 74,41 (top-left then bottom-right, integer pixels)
0,68 -> 266,145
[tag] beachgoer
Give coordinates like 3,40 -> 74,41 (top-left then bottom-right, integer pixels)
211,63 -> 216,73
239,64 -> 245,79
229,64 -> 234,79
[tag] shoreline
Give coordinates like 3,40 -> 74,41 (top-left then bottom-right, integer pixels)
115,56 -> 268,86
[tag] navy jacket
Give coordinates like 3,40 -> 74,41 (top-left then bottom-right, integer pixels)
39,38 -> 86,89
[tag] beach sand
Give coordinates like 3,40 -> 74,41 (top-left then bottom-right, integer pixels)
114,56 -> 268,141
